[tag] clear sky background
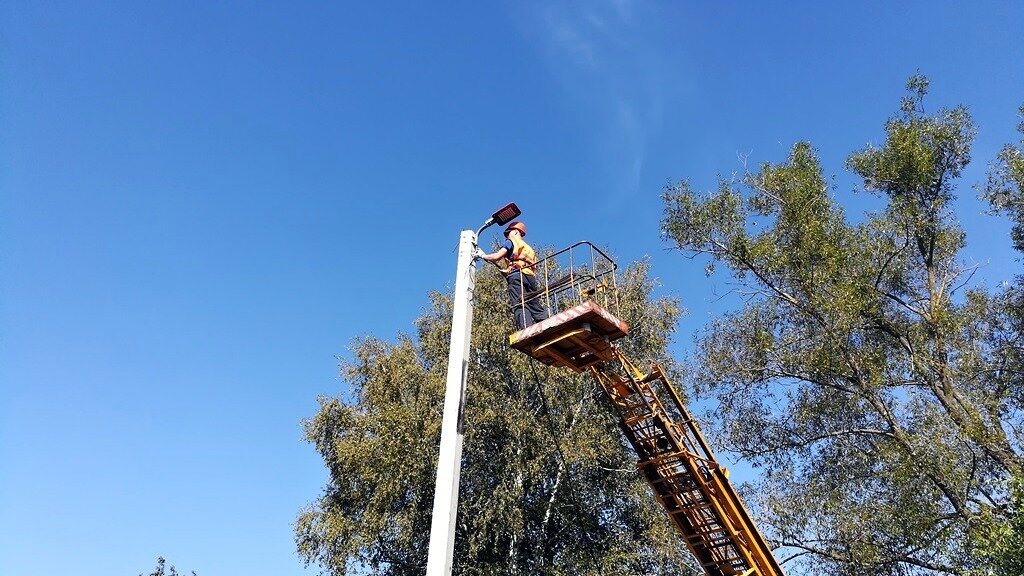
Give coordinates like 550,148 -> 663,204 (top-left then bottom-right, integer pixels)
2,2 -> 1023,575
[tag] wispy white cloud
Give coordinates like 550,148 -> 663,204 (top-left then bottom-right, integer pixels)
543,6 -> 599,69
516,0 -> 671,206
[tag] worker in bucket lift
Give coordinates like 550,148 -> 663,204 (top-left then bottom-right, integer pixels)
479,221 -> 549,330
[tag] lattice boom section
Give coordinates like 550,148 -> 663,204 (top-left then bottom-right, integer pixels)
590,354 -> 785,576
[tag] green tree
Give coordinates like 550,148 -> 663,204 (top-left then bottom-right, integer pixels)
974,105 -> 1024,576
972,475 -> 1024,576
661,76 -> 1023,575
295,259 -> 697,575
982,105 -> 1024,252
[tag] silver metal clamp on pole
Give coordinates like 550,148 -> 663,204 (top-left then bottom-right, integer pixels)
425,229 -> 478,576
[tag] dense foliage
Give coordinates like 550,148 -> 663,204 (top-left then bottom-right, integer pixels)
662,76 -> 1024,575
296,260 -> 698,575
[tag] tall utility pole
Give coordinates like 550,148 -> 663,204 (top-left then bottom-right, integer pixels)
425,229 -> 477,576
426,203 -> 519,576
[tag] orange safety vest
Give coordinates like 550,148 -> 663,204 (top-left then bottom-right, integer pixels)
505,236 -> 537,276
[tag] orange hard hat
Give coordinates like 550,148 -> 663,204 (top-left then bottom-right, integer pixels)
504,221 -> 526,237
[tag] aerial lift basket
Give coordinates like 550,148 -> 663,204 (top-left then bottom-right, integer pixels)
507,241 -> 629,372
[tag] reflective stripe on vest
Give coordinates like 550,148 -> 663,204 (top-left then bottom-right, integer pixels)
508,236 -> 537,276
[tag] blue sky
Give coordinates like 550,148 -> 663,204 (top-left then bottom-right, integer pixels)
2,2 -> 1023,575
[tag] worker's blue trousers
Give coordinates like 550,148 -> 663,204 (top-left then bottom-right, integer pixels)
507,270 -> 549,330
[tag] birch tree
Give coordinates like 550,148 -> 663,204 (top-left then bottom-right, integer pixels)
296,261 -> 696,575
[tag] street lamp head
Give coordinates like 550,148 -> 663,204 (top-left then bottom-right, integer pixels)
478,202 -> 522,236
491,202 -> 521,226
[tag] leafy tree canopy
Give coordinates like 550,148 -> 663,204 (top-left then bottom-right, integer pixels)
662,75 -> 1024,575
296,259 -> 698,575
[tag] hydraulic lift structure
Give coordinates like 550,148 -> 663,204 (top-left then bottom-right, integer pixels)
426,206 -> 785,576
509,242 -> 783,576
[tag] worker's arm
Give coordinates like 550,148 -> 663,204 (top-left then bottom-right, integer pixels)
478,246 -> 508,263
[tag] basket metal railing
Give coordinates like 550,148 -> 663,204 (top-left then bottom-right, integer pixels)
509,241 -> 620,325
